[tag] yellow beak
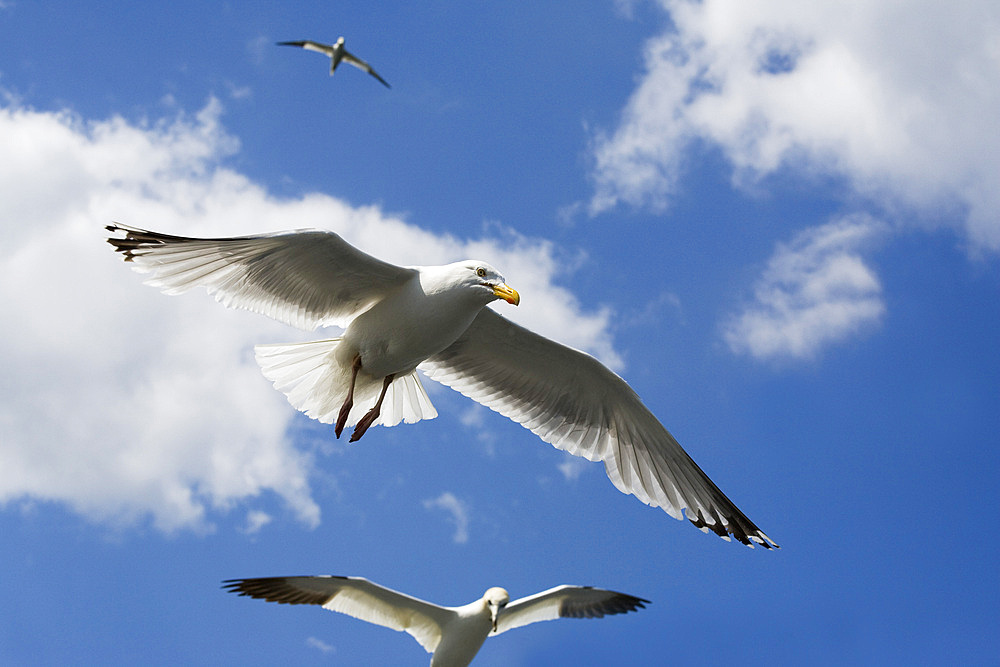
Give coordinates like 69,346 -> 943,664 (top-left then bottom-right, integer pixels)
492,283 -> 520,306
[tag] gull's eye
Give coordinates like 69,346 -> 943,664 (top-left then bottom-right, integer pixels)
476,267 -> 487,278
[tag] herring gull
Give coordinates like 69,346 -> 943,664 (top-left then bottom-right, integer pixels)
223,575 -> 647,666
278,37 -> 391,88
106,223 -> 777,548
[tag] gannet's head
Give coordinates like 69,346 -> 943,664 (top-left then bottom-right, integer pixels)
464,261 -> 520,306
484,586 -> 509,632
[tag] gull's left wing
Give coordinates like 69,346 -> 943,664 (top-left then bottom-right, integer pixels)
493,585 -> 648,635
421,309 -> 778,548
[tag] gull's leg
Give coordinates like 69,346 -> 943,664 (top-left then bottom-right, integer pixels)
349,373 -> 395,443
335,355 -> 363,439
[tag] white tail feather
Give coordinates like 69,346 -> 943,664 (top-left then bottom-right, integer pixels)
255,340 -> 437,429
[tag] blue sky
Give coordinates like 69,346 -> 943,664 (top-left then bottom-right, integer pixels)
1,2 -> 998,665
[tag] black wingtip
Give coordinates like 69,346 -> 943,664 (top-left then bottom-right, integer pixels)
105,222 -> 187,262
559,591 -> 650,619
221,576 -> 336,606
688,509 -> 779,549
106,223 -> 137,261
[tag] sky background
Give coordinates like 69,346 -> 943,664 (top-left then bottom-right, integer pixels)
1,2 -> 998,665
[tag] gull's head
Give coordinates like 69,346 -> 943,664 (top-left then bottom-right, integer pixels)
335,36 -> 345,46
465,261 -> 520,306
484,587 -> 509,632
422,261 -> 520,306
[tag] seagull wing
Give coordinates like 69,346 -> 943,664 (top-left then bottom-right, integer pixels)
223,576 -> 452,654
421,309 -> 777,548
494,585 -> 648,635
277,40 -> 335,57
107,224 -> 415,330
342,51 -> 391,88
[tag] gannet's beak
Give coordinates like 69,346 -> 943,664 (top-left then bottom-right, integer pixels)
491,609 -> 499,633
492,283 -> 520,306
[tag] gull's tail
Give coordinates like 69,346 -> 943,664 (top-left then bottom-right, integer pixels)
256,339 -> 438,429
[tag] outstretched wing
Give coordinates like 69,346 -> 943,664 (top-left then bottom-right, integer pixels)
107,223 -> 415,330
421,309 -> 777,548
277,40 -> 335,57
494,585 -> 648,635
222,576 -> 451,654
342,51 -> 391,88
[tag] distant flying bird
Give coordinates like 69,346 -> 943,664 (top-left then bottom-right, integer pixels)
278,37 -> 390,88
223,575 -> 647,666
106,223 -> 777,548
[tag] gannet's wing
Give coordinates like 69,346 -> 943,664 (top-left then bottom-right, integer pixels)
342,50 -> 391,88
277,40 -> 335,57
223,576 -> 451,654
494,585 -> 648,635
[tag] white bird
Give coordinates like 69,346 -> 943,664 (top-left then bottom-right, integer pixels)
106,223 -> 777,548
278,37 -> 391,88
222,575 -> 648,666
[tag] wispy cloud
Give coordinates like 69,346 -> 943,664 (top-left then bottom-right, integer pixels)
588,0 -> 1000,251
0,96 -> 621,534
422,492 -> 470,544
557,456 -> 589,482
724,215 -> 886,360
246,34 -> 272,65
455,403 -> 500,457
306,637 -> 335,654
241,510 -> 272,535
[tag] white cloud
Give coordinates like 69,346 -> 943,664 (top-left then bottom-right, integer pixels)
724,215 -> 886,360
458,404 -> 486,430
455,403 -> 499,457
0,97 -> 621,533
241,510 -> 273,535
422,492 -> 469,544
306,637 -> 335,654
590,0 -> 1000,250
556,455 -> 589,482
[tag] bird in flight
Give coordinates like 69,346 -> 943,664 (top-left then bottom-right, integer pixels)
223,575 -> 648,666
278,37 -> 391,88
107,223 -> 777,548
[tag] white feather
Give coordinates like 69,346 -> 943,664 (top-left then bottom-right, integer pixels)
256,340 -> 437,427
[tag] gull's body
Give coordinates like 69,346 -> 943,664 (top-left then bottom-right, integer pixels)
278,37 -> 391,88
107,223 -> 777,548
223,576 -> 647,666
